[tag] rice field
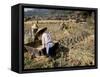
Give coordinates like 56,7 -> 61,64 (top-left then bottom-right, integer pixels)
24,18 -> 95,69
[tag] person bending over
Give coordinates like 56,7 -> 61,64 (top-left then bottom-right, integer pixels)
37,27 -> 54,57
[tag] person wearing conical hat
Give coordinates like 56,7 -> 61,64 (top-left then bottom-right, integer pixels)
36,27 -> 53,57
31,23 -> 38,42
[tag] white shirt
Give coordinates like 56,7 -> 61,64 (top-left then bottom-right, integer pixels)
42,32 -> 52,48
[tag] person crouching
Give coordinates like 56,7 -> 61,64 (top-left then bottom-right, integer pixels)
36,27 -> 54,57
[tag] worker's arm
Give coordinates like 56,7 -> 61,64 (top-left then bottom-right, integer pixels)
42,34 -> 45,49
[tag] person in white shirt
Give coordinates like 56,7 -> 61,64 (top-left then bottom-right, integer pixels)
36,27 -> 54,57
42,30 -> 53,56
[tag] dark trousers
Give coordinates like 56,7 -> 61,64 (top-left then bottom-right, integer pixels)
42,43 -> 59,57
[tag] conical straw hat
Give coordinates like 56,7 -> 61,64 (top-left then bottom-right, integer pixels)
31,24 -> 38,29
36,27 -> 47,36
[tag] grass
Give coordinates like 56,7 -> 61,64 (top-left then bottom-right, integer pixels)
24,18 -> 95,69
